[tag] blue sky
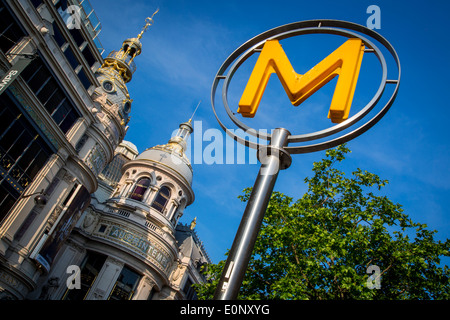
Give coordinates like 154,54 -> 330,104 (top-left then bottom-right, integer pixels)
89,0 -> 450,264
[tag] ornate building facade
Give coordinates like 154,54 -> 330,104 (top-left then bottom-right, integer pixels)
0,0 -> 210,300
36,121 -> 211,300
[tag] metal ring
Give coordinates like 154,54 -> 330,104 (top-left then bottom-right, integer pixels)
211,20 -> 401,154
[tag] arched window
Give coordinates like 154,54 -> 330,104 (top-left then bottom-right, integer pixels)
151,186 -> 171,213
129,177 -> 151,201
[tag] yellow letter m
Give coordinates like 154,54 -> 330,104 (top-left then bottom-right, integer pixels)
237,38 -> 365,123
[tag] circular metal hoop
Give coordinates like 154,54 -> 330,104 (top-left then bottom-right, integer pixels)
211,20 -> 401,154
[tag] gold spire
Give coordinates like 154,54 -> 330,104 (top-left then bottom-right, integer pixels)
137,9 -> 159,40
190,217 -> 197,230
101,10 -> 159,83
189,100 -> 201,123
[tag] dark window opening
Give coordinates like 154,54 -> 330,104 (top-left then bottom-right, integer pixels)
21,57 -> 81,133
108,266 -> 141,300
182,278 -> 197,300
0,92 -> 53,223
69,28 -> 85,47
129,177 -> 151,201
77,68 -> 92,90
0,1 -> 26,54
81,46 -> 96,67
30,0 -> 42,8
52,21 -> 66,47
63,46 -> 79,69
62,251 -> 107,300
151,186 -> 171,213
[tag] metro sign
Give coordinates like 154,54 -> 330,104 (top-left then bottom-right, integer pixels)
211,20 -> 401,300
238,38 -> 365,123
211,20 -> 400,154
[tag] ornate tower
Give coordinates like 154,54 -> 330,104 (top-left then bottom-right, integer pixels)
39,119 -> 210,300
100,13 -> 156,84
114,118 -> 195,220
79,11 -> 159,180
32,14 -> 159,270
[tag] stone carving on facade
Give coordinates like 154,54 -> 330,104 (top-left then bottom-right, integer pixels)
66,238 -> 86,254
95,113 -> 120,149
48,205 -> 63,227
85,143 -> 107,176
109,103 -> 119,115
62,171 -> 75,185
106,257 -> 124,268
170,263 -> 186,290
93,91 -> 108,106
81,207 -> 99,234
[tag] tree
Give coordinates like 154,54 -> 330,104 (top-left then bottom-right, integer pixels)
194,145 -> 450,299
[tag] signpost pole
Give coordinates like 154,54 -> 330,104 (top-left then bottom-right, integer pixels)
211,20 -> 400,301
214,128 -> 291,300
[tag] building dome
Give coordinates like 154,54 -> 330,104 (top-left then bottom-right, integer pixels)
135,145 -> 193,186
120,140 -> 139,155
134,120 -> 194,186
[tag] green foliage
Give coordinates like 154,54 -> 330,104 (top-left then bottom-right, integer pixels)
193,145 -> 450,300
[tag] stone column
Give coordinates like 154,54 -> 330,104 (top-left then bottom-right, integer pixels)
142,186 -> 157,204
132,276 -> 156,300
166,200 -> 179,220
85,256 -> 124,300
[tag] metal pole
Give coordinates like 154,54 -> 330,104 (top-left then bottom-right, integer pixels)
214,128 -> 291,300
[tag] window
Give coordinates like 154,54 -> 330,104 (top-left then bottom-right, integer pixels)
129,177 -> 150,201
37,77 -> 59,107
182,278 -> 197,300
55,0 -> 69,12
102,80 -> 114,93
0,92 -> 53,224
123,100 -> 131,114
52,21 -> 66,47
0,1 -> 25,54
69,28 -> 85,47
53,99 -> 78,133
62,251 -> 107,300
75,134 -> 88,153
77,67 -> 92,90
0,182 -> 20,225
109,266 -> 141,300
63,46 -> 79,69
101,153 -> 127,184
21,57 -> 81,134
30,0 -> 42,8
151,186 -> 171,213
81,45 -> 96,68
